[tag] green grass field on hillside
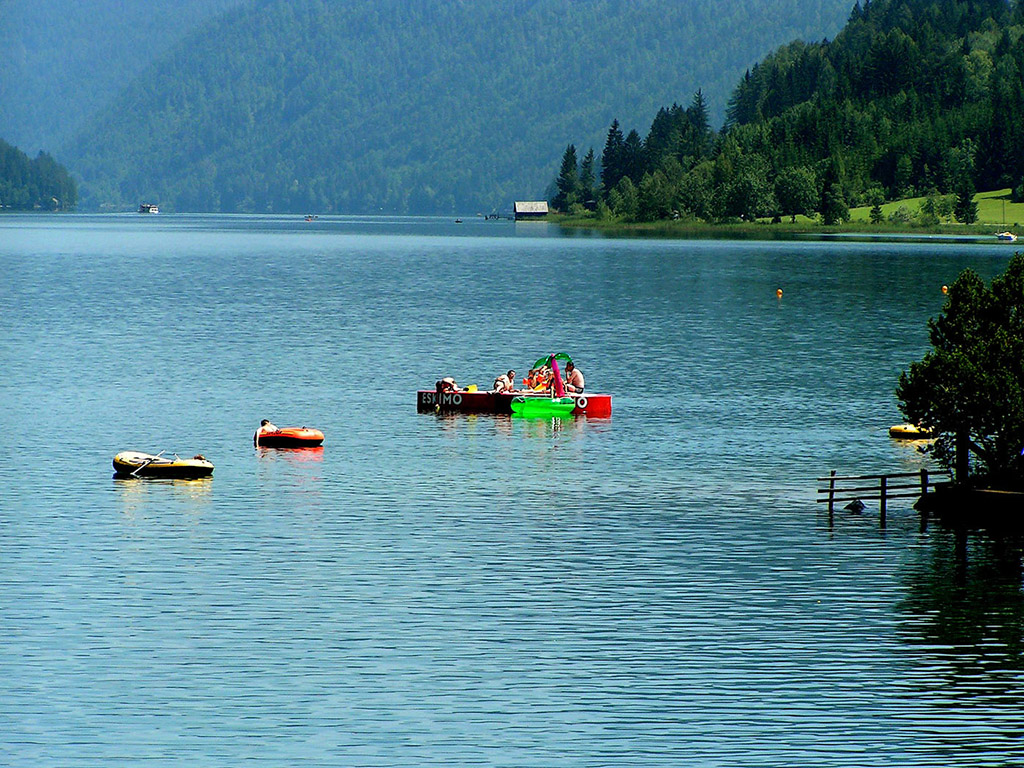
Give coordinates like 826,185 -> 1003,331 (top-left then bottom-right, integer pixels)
849,188 -> 1024,230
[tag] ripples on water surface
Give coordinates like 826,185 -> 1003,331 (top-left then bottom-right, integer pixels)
2,214 -> 1023,766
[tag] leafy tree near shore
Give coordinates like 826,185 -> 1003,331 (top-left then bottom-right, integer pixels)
897,253 -> 1024,487
774,166 -> 818,222
0,138 -> 77,210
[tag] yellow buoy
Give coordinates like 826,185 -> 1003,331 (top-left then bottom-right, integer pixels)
776,288 -> 783,298
942,285 -> 948,294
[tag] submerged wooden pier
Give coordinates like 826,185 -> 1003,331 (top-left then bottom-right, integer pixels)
817,469 -> 933,528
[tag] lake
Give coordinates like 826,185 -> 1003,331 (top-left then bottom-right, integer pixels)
2,213 -> 1022,767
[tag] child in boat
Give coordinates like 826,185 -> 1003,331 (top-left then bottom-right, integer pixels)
523,366 -> 552,391
256,419 -> 279,436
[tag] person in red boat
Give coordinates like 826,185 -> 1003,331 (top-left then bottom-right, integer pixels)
564,361 -> 585,393
493,369 -> 516,392
437,377 -> 459,393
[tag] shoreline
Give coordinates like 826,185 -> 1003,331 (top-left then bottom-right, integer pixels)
550,214 -> 1019,242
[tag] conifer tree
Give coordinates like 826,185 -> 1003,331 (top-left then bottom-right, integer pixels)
601,120 -> 625,198
553,144 -> 581,212
579,148 -> 597,206
621,130 -> 646,185
953,174 -> 978,224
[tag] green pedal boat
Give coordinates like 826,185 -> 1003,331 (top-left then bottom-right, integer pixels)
510,395 -> 576,417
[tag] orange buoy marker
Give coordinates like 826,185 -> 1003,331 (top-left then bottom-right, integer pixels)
942,285 -> 948,294
776,288 -> 783,298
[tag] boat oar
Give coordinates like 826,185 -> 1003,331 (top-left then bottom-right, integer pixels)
130,450 -> 164,477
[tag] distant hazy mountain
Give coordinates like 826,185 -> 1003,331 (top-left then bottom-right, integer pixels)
57,0 -> 852,213
0,0 -> 248,154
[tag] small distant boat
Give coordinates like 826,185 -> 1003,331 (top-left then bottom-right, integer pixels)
889,424 -> 933,439
113,450 -> 213,478
138,203 -> 159,214
254,427 -> 325,448
995,231 -> 1017,242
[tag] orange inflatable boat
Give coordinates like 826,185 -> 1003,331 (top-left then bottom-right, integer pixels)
254,427 -> 325,448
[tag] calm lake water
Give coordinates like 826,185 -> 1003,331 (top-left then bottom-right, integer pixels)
2,214 -> 1023,767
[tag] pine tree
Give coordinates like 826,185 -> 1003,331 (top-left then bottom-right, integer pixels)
621,129 -> 646,185
601,120 -> 625,198
954,174 -> 978,224
579,148 -> 597,206
686,89 -> 711,160
553,144 -> 581,212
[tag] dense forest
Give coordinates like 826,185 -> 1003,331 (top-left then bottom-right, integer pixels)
553,0 -> 1024,225
0,0 -> 246,155
54,0 -> 852,213
0,139 -> 77,210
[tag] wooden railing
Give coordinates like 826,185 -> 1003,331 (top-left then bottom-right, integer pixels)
816,469 -> 932,527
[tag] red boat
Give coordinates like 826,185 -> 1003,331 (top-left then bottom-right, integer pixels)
417,390 -> 611,417
254,427 -> 325,448
420,354 -> 611,417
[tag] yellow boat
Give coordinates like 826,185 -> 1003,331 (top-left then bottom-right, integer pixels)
113,451 -> 214,478
888,424 -> 933,439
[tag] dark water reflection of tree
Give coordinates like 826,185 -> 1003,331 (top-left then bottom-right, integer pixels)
899,526 -> 1024,705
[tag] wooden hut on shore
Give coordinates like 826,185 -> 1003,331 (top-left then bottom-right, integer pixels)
514,201 -> 548,220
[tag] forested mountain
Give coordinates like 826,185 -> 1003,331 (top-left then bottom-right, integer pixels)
0,139 -> 77,210
0,0 -> 247,156
56,0 -> 852,213
553,0 -> 1024,224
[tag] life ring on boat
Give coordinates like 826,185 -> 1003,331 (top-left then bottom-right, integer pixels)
576,396 -> 588,409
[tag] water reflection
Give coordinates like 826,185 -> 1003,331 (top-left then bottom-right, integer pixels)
254,445 -> 325,463
429,411 -> 608,440
113,475 -> 213,516
899,527 -> 1024,704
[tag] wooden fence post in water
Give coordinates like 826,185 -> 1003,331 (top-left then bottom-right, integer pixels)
879,476 -> 887,528
919,468 -> 930,532
828,470 -> 837,518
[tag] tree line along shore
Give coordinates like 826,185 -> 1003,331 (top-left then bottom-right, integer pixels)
549,0 -> 1024,235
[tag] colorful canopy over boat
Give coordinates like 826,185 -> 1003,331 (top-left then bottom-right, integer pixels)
532,352 -> 572,370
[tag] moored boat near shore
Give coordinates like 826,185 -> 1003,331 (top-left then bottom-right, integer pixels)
889,423 -> 933,439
